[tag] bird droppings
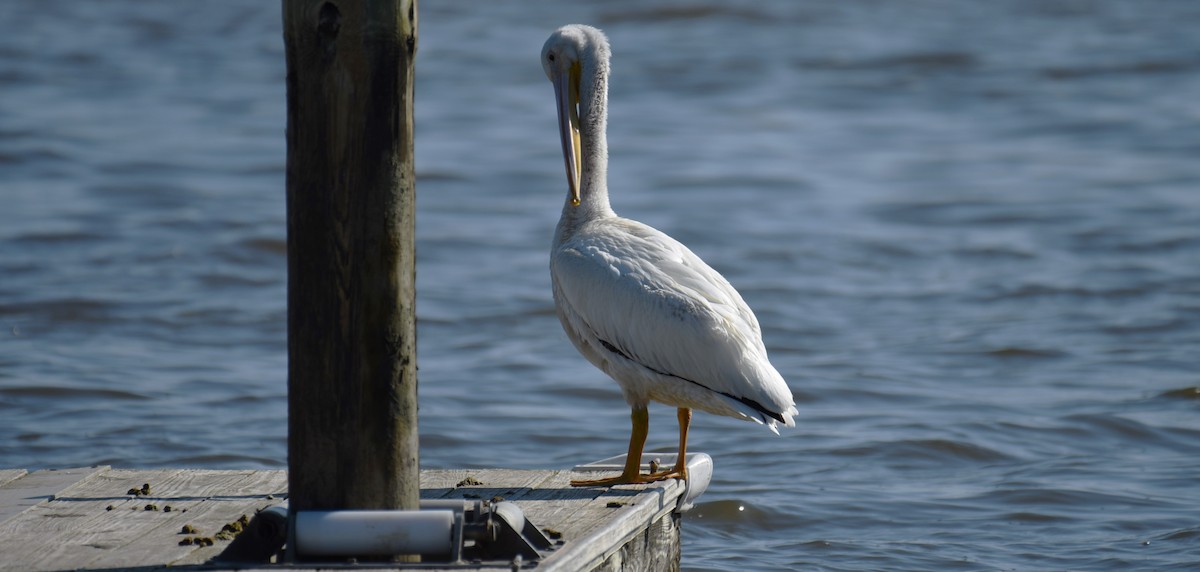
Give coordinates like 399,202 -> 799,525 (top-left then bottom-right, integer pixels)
543,527 -> 563,540
177,515 -> 237,546
606,501 -> 625,508
144,504 -> 159,511
105,505 -> 114,511
225,514 -> 251,533
127,483 -> 152,497
213,514 -> 252,541
491,496 -> 505,503
456,476 -> 484,487
163,505 -> 172,513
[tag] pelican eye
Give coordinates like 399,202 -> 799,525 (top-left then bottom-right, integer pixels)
548,53 -> 556,62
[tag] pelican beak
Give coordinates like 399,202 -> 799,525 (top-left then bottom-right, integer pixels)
553,65 -> 583,206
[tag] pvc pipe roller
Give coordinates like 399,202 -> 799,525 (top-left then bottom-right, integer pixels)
294,509 -> 455,556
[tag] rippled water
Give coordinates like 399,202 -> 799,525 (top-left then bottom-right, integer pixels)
3,1 -> 1199,569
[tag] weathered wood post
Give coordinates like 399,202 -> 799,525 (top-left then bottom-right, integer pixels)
282,0 -> 419,545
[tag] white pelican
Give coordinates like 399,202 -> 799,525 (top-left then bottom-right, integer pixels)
542,25 -> 797,486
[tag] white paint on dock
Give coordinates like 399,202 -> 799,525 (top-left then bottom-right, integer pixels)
0,466 -> 689,571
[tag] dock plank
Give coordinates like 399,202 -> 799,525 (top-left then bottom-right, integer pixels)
0,469 -> 28,489
0,469 -> 287,571
545,483 -> 682,571
0,467 -> 686,572
87,469 -> 287,569
0,466 -> 107,525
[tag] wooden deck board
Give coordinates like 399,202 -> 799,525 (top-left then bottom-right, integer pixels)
541,479 -> 683,571
0,468 -> 287,571
0,466 -> 107,525
0,467 -> 685,572
0,469 -> 29,489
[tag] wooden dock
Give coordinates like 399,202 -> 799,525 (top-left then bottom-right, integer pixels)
0,459 -> 705,571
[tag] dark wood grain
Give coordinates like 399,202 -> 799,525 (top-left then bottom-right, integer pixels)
282,0 -> 419,516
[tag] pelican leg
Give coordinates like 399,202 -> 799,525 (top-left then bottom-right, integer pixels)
648,407 -> 690,481
570,406 -> 652,486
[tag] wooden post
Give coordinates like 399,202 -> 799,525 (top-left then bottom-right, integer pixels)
282,0 -> 419,528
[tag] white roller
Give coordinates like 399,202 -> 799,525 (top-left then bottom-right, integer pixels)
294,510 -> 455,556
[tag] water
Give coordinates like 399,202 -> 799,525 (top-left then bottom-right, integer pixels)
2,1 -> 1198,569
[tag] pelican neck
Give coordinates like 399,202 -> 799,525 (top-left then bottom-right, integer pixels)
561,52 -> 614,226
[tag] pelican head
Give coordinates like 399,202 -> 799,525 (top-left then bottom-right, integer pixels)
542,25 -> 610,207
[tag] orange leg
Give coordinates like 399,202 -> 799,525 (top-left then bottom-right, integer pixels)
648,408 -> 690,481
571,406 -> 652,486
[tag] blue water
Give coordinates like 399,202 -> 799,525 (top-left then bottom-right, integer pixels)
2,1 -> 1199,569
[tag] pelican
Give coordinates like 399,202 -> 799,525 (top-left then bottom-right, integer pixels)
542,25 -> 797,487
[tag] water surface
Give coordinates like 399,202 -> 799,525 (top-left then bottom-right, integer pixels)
2,1 -> 1198,569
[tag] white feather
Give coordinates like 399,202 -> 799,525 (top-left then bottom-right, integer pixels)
552,217 -> 796,429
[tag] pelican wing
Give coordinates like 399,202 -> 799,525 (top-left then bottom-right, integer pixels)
552,218 -> 794,423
